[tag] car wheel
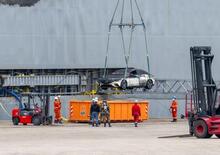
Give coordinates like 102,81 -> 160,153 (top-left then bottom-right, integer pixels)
32,116 -> 42,126
121,79 -> 127,90
193,120 -> 212,138
145,79 -> 154,89
12,117 -> 19,125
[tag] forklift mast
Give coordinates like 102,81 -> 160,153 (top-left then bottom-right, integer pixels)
190,46 -> 217,116
27,93 -> 51,118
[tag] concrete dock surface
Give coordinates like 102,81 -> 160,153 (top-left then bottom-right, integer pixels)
0,119 -> 219,155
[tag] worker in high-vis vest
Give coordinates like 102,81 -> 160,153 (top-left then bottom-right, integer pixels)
170,96 -> 178,122
54,96 -> 62,124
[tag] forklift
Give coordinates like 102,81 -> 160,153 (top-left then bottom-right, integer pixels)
12,93 -> 53,126
189,46 -> 220,138
0,75 -> 53,126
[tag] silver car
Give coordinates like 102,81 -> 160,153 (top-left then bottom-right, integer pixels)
98,68 -> 155,90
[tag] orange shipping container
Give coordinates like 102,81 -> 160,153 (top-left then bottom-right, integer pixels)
69,100 -> 149,122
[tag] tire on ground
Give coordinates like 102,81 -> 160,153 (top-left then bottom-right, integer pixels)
32,115 -> 42,126
193,120 -> 212,138
12,117 -> 19,125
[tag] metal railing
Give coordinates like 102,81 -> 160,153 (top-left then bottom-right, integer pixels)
3,74 -> 86,87
148,79 -> 193,94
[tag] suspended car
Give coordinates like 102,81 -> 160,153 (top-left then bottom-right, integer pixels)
98,68 -> 155,90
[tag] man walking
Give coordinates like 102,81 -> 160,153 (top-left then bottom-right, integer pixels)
132,100 -> 141,127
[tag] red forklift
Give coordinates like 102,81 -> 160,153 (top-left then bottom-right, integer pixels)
189,46 -> 220,138
12,93 -> 52,126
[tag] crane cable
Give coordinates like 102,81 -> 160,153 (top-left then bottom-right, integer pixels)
125,0 -> 135,78
134,0 -> 150,74
103,0 -> 150,79
103,0 -> 120,78
119,0 -> 129,78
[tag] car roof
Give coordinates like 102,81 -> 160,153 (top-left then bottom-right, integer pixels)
112,68 -> 134,75
112,68 -> 150,75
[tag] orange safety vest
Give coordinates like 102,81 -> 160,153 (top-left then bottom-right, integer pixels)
54,101 -> 61,112
170,100 -> 178,118
171,100 -> 178,108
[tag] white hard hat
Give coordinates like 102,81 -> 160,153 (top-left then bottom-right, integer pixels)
58,95 -> 61,98
54,96 -> 58,100
135,100 -> 139,103
94,97 -> 98,102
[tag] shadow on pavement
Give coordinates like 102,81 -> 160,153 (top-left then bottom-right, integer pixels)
158,134 -> 192,138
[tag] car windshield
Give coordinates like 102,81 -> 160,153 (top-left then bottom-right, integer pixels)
112,68 -> 134,75
105,68 -> 132,79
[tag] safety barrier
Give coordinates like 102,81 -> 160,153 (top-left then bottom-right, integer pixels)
69,100 -> 149,122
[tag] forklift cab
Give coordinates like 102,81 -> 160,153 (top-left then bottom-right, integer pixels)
19,100 -> 42,117
193,89 -> 220,116
214,89 -> 220,115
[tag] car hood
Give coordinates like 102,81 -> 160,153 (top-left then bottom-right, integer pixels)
98,77 -> 122,83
